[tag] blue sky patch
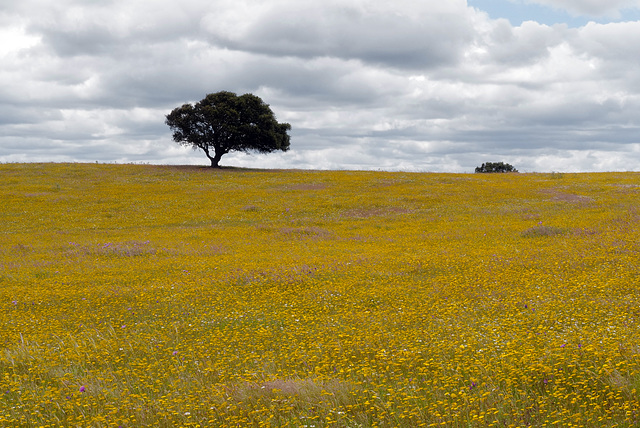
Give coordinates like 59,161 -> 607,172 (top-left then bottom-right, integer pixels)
468,0 -> 640,27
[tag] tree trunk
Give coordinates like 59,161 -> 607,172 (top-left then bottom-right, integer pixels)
204,149 -> 223,168
210,152 -> 223,168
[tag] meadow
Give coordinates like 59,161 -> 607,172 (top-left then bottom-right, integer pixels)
1,163 -> 639,427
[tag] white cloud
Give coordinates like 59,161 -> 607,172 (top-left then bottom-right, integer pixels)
0,26 -> 41,57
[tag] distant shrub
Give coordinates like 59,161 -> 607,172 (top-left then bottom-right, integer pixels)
475,162 -> 518,173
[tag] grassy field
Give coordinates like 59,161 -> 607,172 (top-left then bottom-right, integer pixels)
1,163 -> 639,427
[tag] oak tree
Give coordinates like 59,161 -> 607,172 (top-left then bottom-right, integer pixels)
166,91 -> 291,167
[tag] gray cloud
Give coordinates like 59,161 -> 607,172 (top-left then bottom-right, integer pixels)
201,0 -> 474,69
0,0 -> 639,172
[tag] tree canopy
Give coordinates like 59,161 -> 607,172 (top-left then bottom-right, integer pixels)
165,91 -> 291,168
475,162 -> 518,173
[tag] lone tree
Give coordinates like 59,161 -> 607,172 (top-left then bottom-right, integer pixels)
475,162 -> 518,173
165,91 -> 291,168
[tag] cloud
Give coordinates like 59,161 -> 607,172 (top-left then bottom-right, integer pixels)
0,0 -> 639,172
201,0 -> 475,69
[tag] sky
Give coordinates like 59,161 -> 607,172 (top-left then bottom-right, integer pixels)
2,0 -> 640,172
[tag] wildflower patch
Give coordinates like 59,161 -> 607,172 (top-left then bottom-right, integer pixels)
1,163 -> 639,427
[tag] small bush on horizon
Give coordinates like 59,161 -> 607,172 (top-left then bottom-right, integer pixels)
475,161 -> 518,173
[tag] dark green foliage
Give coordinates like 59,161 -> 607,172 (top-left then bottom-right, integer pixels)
165,91 -> 291,168
475,162 -> 518,173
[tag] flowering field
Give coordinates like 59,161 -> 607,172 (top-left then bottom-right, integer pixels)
1,163 -> 639,427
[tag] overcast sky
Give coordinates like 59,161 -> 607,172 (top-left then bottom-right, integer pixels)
2,0 -> 640,172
